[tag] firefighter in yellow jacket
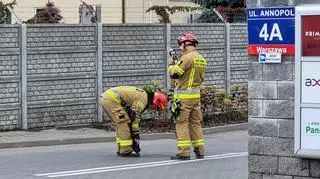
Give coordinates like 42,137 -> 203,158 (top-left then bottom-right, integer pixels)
168,33 -> 207,160
100,85 -> 168,157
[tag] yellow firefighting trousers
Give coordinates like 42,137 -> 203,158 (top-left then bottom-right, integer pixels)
100,91 -> 133,154
174,97 -> 205,156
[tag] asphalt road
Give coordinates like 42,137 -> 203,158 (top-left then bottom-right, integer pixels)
0,130 -> 248,179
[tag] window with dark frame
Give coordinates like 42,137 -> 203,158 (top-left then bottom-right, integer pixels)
35,8 -> 44,15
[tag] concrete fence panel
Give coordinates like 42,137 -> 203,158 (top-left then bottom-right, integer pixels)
0,25 -> 21,130
0,23 -> 248,131
171,24 -> 227,88
26,25 -> 98,128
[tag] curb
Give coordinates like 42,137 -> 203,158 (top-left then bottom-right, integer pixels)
0,123 -> 247,149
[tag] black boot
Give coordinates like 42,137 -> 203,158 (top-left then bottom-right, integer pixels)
119,151 -> 140,158
170,154 -> 191,160
194,148 -> 204,159
195,155 -> 204,159
132,141 -> 141,153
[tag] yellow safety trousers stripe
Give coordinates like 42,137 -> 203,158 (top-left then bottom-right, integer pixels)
177,140 -> 191,147
116,137 -> 120,144
191,139 -> 204,147
119,139 -> 133,146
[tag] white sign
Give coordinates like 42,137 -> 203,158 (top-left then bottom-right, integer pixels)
301,62 -> 320,103
258,53 -> 282,63
301,108 -> 320,150
295,5 -> 320,159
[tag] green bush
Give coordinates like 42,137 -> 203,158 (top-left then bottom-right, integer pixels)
139,84 -> 248,133
24,1 -> 62,24
200,84 -> 248,127
0,0 -> 16,24
102,84 -> 248,133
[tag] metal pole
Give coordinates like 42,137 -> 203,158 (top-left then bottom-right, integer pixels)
143,0 -> 145,23
122,0 -> 126,23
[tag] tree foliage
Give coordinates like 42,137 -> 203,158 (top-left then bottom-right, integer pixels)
0,0 -> 16,24
191,0 -> 246,23
146,5 -> 203,23
24,1 -> 63,24
79,0 -> 97,23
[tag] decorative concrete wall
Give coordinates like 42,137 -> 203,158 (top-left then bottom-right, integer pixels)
0,23 -> 248,131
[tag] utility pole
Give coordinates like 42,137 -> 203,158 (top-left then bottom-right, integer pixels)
122,0 -> 126,23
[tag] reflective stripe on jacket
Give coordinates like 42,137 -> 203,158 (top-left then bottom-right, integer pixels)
101,86 -> 148,131
168,47 -> 207,94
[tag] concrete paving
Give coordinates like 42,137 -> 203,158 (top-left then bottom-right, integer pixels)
0,130 -> 248,179
0,123 -> 247,149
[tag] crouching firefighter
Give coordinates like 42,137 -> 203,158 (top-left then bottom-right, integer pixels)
100,85 -> 168,157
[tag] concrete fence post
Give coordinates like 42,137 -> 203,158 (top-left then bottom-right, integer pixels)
96,23 -> 103,122
225,23 -> 231,92
165,23 -> 171,89
20,24 -> 27,130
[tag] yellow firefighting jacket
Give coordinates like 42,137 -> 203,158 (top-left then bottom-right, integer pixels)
101,86 -> 148,132
168,47 -> 207,99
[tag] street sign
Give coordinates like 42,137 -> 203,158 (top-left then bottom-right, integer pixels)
247,7 -> 295,55
258,53 -> 281,63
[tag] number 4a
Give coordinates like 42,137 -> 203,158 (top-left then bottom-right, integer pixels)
259,23 -> 283,41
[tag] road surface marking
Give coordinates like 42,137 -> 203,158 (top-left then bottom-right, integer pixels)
35,152 -> 248,178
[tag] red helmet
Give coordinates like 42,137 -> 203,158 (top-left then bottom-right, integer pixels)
152,92 -> 168,112
178,33 -> 198,46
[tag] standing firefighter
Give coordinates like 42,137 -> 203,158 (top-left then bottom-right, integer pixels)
100,84 -> 168,157
168,33 -> 207,160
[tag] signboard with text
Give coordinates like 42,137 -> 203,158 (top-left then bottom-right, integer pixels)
301,108 -> 320,149
247,7 -> 295,55
295,6 -> 320,159
302,15 -> 320,56
258,53 -> 282,63
301,62 -> 320,103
